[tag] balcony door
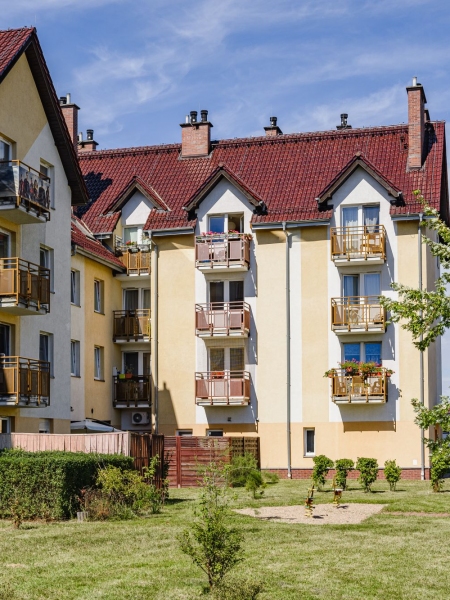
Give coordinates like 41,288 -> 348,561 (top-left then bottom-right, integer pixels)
0,324 -> 10,356
124,352 -> 139,375
124,289 -> 139,311
0,231 -> 10,259
343,275 -> 359,303
363,273 -> 381,303
229,281 -> 244,302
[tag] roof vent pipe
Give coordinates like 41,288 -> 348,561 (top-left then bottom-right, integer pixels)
270,116 -> 277,127
66,93 -> 71,104
185,115 -> 189,124
201,110 -> 208,123
412,76 -> 418,87
190,111 -> 198,124
59,96 -> 67,105
341,113 -> 348,127
86,129 -> 94,141
78,132 -> 83,142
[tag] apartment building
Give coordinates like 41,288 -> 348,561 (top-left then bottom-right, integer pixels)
0,28 -> 88,433
73,81 -> 447,476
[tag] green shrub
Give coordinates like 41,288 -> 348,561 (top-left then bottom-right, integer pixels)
226,454 -> 258,488
384,459 -> 402,491
312,455 -> 334,489
213,575 -> 264,599
356,457 -> 379,492
245,470 -> 266,499
430,444 -> 450,492
335,459 -> 354,490
262,471 -> 279,485
0,450 -> 133,520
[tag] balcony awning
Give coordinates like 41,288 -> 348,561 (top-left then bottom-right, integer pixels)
70,419 -> 122,433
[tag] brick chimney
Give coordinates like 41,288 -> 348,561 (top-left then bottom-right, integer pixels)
78,129 -> 98,153
264,116 -> 282,137
180,110 -> 212,157
59,93 -> 80,151
407,77 -> 427,169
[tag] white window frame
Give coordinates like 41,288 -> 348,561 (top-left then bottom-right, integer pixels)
208,346 -> 245,372
0,137 -> 12,162
340,204 -> 380,228
123,225 -> 144,245
94,346 -> 103,380
207,213 -> 244,234
38,419 -> 51,434
71,270 -> 80,305
176,430 -> 193,437
40,245 -> 54,292
207,429 -> 223,437
342,341 -> 383,364
304,428 -> 315,457
39,332 -> 53,377
71,340 -> 80,377
0,416 -> 11,434
94,279 -> 103,313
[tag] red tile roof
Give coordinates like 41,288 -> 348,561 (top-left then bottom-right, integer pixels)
0,27 -> 33,78
71,213 -> 124,269
78,122 -> 447,234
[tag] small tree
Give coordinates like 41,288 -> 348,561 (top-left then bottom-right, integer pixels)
312,455 -> 334,489
412,397 -> 450,491
179,462 -> 243,591
356,457 -> 378,492
384,459 -> 402,491
335,459 -> 354,490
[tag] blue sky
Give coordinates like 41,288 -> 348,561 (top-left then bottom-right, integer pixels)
3,0 -> 450,392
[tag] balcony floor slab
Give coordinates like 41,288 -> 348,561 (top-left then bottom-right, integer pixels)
196,264 -> 249,273
333,326 -> 385,335
333,257 -> 385,267
196,399 -> 249,406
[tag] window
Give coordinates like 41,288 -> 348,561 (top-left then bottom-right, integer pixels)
39,333 -> 53,376
230,347 -> 244,372
70,270 -> 80,305
143,352 -> 151,376
94,346 -> 103,380
123,226 -> 140,244
209,280 -> 244,304
304,429 -> 315,456
342,205 -> 380,228
39,161 -> 53,209
0,417 -> 11,434
208,213 -> 244,234
39,419 -> 51,434
0,231 -> 10,259
124,289 -> 139,311
208,347 -> 245,372
40,246 -> 54,292
94,280 -> 103,313
0,324 -> 10,355
343,342 -> 382,364
0,139 -> 11,161
207,429 -> 223,437
143,289 -> 150,310
210,348 -> 224,372
176,430 -> 193,436
343,273 -> 381,303
124,352 -> 139,375
71,340 -> 80,376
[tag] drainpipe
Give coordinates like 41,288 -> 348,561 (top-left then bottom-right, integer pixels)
150,234 -> 159,435
283,222 -> 292,478
418,213 -> 425,480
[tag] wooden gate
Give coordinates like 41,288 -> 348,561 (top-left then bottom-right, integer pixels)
165,436 -> 260,488
129,433 -> 164,487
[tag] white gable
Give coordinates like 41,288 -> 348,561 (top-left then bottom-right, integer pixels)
196,179 -> 254,234
121,190 -> 154,226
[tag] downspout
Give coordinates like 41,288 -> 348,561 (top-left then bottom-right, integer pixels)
150,234 -> 159,435
418,213 -> 425,480
283,222 -> 292,478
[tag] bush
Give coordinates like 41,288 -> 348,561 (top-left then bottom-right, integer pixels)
179,462 -> 243,591
356,457 -> 379,492
213,575 -> 264,599
226,454 -> 266,498
335,459 -> 354,490
384,459 -> 402,491
430,444 -> 450,492
312,455 -> 334,489
0,450 -> 133,520
262,471 -> 279,485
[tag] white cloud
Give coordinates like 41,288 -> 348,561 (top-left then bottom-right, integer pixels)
2,0 -> 124,16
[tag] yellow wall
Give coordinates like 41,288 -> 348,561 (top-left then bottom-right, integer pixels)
0,54 -> 47,160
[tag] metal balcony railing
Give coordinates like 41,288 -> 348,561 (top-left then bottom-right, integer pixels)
0,160 -> 51,220
0,258 -> 50,312
195,234 -> 250,269
330,368 -> 388,404
0,356 -> 50,406
195,302 -> 250,337
195,371 -> 251,406
113,375 -> 151,407
113,309 -> 151,341
331,226 -> 386,262
331,296 -> 385,332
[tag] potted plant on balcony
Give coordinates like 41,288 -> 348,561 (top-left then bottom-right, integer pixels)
339,359 -> 360,376
125,367 -> 133,379
324,368 -> 337,378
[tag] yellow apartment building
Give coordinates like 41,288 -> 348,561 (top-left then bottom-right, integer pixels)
71,81 -> 447,478
0,27 -> 87,434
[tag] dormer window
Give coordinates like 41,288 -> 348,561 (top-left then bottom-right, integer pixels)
208,213 -> 243,234
342,205 -> 380,229
123,226 -> 142,245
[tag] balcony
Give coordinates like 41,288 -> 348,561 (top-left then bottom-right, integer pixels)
0,356 -> 50,407
195,234 -> 250,272
0,258 -> 50,314
330,369 -> 388,404
331,297 -> 385,334
195,302 -> 250,338
195,371 -> 251,406
0,161 -> 51,223
331,226 -> 386,265
115,244 -> 150,277
113,309 -> 150,342
113,375 -> 151,408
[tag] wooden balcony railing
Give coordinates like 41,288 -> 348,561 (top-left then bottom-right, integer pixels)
113,309 -> 151,341
195,371 -> 251,406
331,226 -> 386,262
330,369 -> 388,404
195,302 -> 250,337
331,297 -> 385,332
0,160 -> 51,221
116,246 -> 150,275
113,375 -> 151,407
0,356 -> 50,406
195,234 -> 250,270
0,258 -> 50,313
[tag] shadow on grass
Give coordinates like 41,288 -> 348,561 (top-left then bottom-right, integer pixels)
165,498 -> 192,506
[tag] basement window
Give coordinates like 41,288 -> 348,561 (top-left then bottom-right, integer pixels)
304,429 -> 315,457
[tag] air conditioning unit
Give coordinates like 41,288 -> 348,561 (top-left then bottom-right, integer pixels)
132,411 -> 150,425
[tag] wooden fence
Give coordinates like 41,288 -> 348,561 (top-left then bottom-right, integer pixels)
165,436 -> 260,488
0,432 -> 130,454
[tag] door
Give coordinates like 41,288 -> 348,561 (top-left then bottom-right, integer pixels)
124,352 -> 139,375
363,206 -> 380,232
229,281 -> 244,302
363,273 -> 381,303
342,207 -> 359,252
343,275 -> 359,302
124,289 -> 139,311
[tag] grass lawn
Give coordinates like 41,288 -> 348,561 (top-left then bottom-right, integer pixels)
0,479 -> 449,599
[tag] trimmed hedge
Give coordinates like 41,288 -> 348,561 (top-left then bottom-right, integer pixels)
0,450 -> 134,520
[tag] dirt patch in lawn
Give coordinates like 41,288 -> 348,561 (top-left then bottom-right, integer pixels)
235,503 -> 386,525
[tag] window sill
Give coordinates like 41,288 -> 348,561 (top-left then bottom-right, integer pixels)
94,378 -> 105,382
94,311 -> 105,315
71,374 -> 81,378
71,303 -> 81,308
304,454 -> 315,458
